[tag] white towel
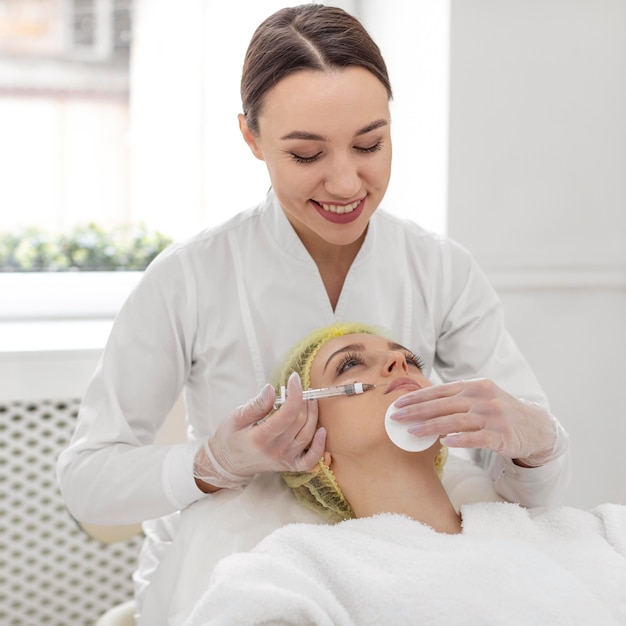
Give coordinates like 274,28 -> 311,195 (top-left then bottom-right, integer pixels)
184,502 -> 626,626
140,454 -> 503,625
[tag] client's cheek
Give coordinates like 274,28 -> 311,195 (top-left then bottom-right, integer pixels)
316,402 -> 344,429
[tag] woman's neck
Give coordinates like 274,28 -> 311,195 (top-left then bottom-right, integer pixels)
292,221 -> 366,311
332,453 -> 462,535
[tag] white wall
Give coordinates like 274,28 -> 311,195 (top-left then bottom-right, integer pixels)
359,0 -> 449,234
448,0 -> 626,507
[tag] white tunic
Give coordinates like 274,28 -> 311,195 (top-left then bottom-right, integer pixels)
56,191 -> 570,614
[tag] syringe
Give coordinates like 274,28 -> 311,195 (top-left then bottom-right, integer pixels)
273,382 -> 375,408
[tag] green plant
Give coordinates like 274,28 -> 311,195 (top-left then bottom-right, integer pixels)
0,223 -> 174,272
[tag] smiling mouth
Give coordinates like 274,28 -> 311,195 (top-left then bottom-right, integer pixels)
314,199 -> 361,214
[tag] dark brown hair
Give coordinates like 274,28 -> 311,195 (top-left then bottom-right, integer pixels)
240,4 -> 392,134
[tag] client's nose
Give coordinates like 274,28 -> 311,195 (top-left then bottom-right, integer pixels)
385,351 -> 409,374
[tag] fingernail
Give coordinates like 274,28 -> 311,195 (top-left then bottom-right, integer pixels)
389,409 -> 407,420
440,434 -> 460,446
262,384 -> 275,403
288,371 -> 301,387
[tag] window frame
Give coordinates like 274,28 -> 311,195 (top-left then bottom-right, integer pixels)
0,270 -> 141,321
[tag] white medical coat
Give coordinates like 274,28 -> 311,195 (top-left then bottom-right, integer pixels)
56,191 -> 570,614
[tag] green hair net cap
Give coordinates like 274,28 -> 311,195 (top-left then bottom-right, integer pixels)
283,460 -> 355,523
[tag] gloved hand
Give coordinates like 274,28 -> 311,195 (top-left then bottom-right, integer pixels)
194,372 -> 327,490
389,378 -> 569,467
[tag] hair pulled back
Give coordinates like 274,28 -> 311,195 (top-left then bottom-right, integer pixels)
241,4 -> 392,134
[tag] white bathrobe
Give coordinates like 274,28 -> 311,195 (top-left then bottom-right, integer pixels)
183,502 -> 626,626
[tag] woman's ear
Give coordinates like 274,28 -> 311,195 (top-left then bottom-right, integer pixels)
238,114 -> 265,161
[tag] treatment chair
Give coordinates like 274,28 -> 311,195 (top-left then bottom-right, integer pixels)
95,601 -> 136,626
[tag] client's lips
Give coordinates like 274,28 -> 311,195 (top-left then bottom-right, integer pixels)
384,377 -> 422,395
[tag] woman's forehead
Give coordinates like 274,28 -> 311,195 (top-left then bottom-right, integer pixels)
258,67 -> 390,135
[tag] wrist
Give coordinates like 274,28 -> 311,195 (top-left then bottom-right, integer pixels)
515,407 -> 570,468
193,439 -> 252,490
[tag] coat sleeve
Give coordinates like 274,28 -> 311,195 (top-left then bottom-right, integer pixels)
56,247 -> 206,524
435,239 -> 571,506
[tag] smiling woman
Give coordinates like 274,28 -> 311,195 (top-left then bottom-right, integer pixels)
238,66 -> 392,308
55,7 -> 570,626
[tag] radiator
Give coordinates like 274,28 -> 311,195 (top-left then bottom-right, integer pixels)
0,399 -> 143,626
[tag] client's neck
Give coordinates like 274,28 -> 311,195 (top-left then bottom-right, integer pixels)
332,450 -> 462,535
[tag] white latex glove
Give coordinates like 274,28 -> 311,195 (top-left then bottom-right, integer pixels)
193,372 -> 327,490
390,378 -> 569,467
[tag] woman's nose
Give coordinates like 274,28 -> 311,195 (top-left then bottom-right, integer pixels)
384,351 -> 409,375
323,154 -> 361,198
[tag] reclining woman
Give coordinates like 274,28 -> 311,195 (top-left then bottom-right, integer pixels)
184,322 -> 626,626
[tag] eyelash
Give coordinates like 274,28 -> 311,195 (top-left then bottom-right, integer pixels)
335,352 -> 366,375
290,140 -> 384,165
335,350 -> 425,375
405,351 -> 426,371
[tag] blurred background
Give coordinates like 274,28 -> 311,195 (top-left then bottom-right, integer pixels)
0,0 -> 448,241
0,1 -> 624,624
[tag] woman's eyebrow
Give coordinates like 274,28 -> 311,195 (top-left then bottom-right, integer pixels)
322,343 -> 366,373
357,118 -> 388,136
388,341 -> 411,352
281,130 -> 325,141
280,119 -> 388,142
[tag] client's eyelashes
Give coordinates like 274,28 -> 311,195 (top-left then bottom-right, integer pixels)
335,350 -> 425,376
404,351 -> 425,371
336,352 -> 365,375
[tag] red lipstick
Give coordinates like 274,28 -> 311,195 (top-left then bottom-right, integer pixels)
311,197 -> 365,224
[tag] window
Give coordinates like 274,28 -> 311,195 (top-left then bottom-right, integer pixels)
68,0 -> 132,61
0,0 -> 139,318
0,0 -> 135,264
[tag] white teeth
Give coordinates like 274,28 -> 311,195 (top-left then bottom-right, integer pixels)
320,200 -> 360,214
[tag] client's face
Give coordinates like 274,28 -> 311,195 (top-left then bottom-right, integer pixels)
308,333 -> 432,456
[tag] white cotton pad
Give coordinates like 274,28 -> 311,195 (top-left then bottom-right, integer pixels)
384,403 -> 439,452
